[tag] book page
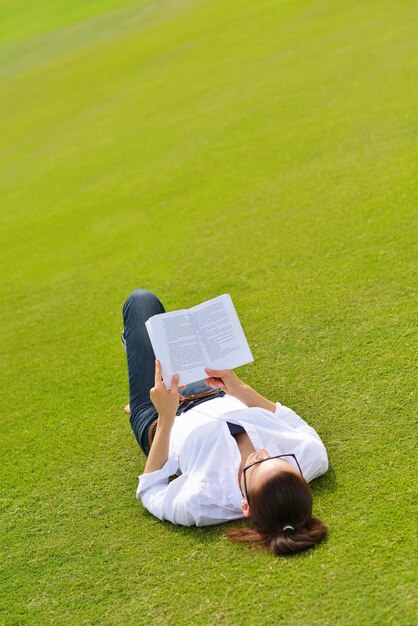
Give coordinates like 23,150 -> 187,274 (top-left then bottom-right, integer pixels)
146,311 -> 207,388
189,294 -> 253,370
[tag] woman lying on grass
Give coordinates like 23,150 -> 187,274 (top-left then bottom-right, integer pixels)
122,289 -> 329,556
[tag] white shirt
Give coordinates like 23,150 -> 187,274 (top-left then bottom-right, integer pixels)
137,395 -> 328,527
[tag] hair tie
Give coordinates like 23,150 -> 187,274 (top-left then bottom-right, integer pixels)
283,525 -> 294,534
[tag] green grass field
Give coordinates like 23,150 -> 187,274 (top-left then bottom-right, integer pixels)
1,0 -> 417,623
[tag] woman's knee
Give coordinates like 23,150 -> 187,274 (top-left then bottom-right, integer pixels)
122,288 -> 164,319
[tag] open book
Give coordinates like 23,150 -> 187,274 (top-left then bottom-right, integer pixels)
145,294 -> 253,388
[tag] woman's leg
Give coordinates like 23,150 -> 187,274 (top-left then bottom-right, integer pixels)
122,289 -> 165,455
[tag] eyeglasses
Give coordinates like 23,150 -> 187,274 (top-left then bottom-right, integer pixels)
242,453 -> 303,505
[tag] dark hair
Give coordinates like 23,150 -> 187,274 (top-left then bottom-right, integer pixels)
228,470 -> 327,556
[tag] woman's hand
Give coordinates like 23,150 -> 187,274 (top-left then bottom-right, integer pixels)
144,361 -> 179,474
205,368 -> 276,412
150,360 -> 180,426
204,368 -> 244,397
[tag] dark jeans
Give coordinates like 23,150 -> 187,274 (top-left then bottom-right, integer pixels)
122,289 -> 225,456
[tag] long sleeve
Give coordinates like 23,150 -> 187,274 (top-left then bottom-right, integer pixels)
139,473 -> 203,526
138,469 -> 242,526
273,403 -> 328,480
137,458 -> 210,526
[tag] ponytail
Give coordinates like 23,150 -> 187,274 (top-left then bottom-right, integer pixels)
227,471 -> 327,556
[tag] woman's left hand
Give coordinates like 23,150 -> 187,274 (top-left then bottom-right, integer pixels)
150,360 -> 180,426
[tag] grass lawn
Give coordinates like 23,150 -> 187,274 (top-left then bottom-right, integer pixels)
1,0 -> 416,623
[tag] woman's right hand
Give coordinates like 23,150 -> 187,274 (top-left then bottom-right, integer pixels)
150,360 -> 180,426
204,368 -> 245,397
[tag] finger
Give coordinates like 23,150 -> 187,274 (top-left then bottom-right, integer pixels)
170,373 -> 180,394
154,359 -> 162,385
205,368 -> 230,377
205,377 -> 225,388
